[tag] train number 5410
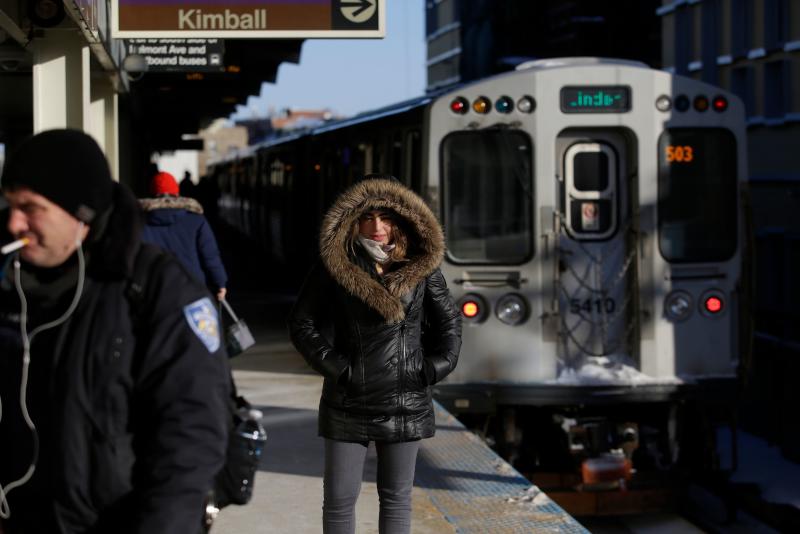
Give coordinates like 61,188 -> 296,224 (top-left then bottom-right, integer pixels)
569,298 -> 616,314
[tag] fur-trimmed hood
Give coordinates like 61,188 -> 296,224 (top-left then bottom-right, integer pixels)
320,179 -> 445,323
139,196 -> 203,214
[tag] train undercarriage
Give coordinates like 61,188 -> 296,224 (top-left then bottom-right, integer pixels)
433,379 -> 739,516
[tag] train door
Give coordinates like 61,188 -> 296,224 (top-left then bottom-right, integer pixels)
555,130 -> 638,370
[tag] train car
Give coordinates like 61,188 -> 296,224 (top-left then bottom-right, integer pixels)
426,57 -> 749,503
209,57 -> 750,510
210,97 -> 431,278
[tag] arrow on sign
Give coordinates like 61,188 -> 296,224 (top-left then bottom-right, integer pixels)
340,0 -> 376,22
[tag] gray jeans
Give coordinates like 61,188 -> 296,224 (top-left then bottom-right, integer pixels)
323,439 -> 421,534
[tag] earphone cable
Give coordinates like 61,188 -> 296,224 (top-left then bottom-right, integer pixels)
0,241 -> 86,519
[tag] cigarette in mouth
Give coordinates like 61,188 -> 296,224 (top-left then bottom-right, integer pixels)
1,238 -> 30,255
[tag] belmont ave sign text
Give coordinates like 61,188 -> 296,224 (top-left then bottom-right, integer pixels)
124,39 -> 225,71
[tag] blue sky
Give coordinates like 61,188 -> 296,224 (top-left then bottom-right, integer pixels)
231,0 -> 425,120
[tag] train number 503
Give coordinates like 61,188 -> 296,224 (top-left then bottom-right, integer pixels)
665,145 -> 694,163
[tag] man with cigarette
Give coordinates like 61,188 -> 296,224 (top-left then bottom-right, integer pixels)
0,129 -> 230,533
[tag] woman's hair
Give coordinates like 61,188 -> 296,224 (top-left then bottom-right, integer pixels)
348,209 -> 409,264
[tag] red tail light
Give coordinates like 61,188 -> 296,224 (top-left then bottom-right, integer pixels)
450,97 -> 468,114
712,95 -> 728,112
458,293 -> 488,323
462,301 -> 479,318
704,296 -> 723,314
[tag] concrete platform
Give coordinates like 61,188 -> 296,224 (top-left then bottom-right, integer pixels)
210,330 -> 587,533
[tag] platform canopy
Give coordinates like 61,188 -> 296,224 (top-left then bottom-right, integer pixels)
127,39 -> 306,150
0,0 -> 384,152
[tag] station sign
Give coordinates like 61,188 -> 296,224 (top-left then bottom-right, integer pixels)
124,39 -> 226,72
111,0 -> 385,39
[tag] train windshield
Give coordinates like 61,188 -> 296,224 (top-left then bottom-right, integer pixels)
658,128 -> 737,262
441,130 -> 533,264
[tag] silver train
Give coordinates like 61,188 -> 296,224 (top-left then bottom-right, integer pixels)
210,58 -> 750,497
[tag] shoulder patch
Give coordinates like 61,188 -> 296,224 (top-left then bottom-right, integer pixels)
183,297 -> 220,353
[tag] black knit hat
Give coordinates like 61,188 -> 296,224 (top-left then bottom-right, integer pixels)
0,129 -> 114,223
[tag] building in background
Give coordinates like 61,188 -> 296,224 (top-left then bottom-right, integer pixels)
199,120 -> 249,178
659,0 -> 800,186
660,0 -> 800,462
425,0 -> 662,91
236,108 -> 336,144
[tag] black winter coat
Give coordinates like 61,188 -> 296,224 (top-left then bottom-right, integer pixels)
289,179 -> 462,442
0,184 -> 230,534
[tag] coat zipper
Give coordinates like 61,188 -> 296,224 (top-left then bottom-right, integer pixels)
399,322 -> 406,431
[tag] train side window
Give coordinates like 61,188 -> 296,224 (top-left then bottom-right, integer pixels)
391,132 -> 403,180
441,130 -> 534,264
658,128 -> 737,262
406,130 -> 422,191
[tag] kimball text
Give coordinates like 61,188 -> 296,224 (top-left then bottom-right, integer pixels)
178,9 -> 267,30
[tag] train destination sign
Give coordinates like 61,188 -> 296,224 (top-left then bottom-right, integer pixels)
560,86 -> 631,113
111,0 -> 385,38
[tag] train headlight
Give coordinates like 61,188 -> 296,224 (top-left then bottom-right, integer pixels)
700,290 -> 725,317
458,293 -> 488,323
517,95 -> 536,113
655,95 -> 672,112
495,293 -> 529,326
664,291 -> 692,322
472,96 -> 491,114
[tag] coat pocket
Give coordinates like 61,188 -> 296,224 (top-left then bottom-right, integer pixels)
337,365 -> 352,388
408,349 -> 427,388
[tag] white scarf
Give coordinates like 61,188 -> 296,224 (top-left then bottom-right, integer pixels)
357,235 -> 396,265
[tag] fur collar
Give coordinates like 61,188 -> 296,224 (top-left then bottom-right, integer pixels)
139,196 -> 203,214
320,179 -> 444,323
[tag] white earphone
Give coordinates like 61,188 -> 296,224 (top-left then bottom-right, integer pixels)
76,221 -> 85,246
0,220 -> 88,519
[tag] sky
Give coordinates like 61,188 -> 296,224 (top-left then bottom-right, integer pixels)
231,0 -> 426,120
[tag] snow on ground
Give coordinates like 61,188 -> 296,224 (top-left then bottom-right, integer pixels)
552,356 -> 684,386
717,427 -> 800,508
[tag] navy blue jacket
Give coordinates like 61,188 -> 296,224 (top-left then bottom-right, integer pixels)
140,196 -> 228,290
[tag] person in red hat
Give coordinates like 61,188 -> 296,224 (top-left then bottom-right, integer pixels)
140,171 -> 228,301
152,170 -> 181,196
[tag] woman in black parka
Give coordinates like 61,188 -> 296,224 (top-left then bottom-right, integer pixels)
289,176 -> 461,534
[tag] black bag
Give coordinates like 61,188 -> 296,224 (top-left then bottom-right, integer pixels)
124,251 -> 265,515
213,394 -> 267,508
220,298 -> 256,357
